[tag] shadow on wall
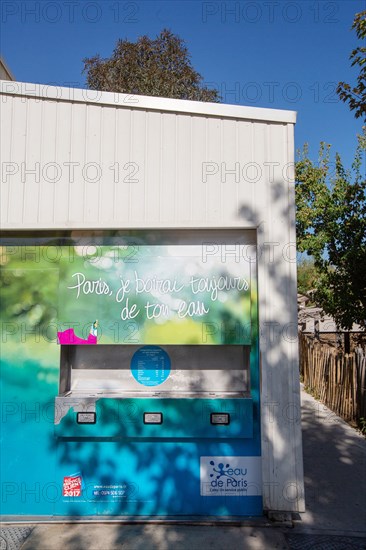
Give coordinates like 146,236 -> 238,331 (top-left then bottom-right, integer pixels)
240,177 -> 304,513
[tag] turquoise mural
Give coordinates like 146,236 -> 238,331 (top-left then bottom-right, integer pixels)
0,233 -> 262,517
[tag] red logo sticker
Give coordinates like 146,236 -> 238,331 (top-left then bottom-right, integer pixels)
63,474 -> 82,497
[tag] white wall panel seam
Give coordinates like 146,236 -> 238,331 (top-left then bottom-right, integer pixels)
204,116 -> 209,224
112,108 -> 117,222
67,102 -> 73,225
143,111 -> 148,223
174,114 -> 177,223
82,104 -> 88,224
53,101 -> 60,224
96,106 -> 102,223
140,110 -> 147,223
143,110 -> 148,224
219,115 -> 223,223
52,100 -> 57,224
23,99 -> 30,223
21,99 -> 29,224
249,122 -> 254,227
204,116 -> 209,223
142,111 -> 149,223
98,106 -> 103,223
189,116 -> 193,222
235,120 -> 239,218
33,99 -> 42,225
158,113 -> 163,223
251,122 -> 255,227
7,96 -> 14,224
83,102 -> 88,223
2,96 -> 10,224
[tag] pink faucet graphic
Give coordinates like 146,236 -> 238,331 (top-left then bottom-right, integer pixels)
57,320 -> 98,345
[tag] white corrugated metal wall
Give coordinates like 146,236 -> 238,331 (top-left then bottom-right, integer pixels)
0,82 -> 304,513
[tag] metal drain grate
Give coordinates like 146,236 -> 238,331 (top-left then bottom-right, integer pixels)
285,534 -> 366,550
0,527 -> 34,550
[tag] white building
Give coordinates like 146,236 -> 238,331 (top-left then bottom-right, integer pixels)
0,80 -> 304,518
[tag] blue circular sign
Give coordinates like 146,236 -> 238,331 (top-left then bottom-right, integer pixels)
131,346 -> 171,386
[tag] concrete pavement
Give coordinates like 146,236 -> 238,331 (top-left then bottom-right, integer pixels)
297,385 -> 366,537
1,385 -> 365,549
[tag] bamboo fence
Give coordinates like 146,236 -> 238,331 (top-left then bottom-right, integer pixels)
299,332 -> 366,425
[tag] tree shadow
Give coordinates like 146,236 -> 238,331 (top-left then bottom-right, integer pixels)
299,389 -> 366,533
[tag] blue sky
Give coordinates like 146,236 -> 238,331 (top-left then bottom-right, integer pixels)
1,0 -> 365,168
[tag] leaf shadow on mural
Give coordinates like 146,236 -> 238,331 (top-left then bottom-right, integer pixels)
48,335 -> 261,517
1,228 -> 260,519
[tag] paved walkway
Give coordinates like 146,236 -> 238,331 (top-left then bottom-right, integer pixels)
297,385 -> 366,537
1,386 -> 365,549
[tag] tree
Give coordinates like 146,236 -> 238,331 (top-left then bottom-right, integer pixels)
297,258 -> 318,296
337,10 -> 366,120
295,130 -> 366,329
83,29 -> 220,102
